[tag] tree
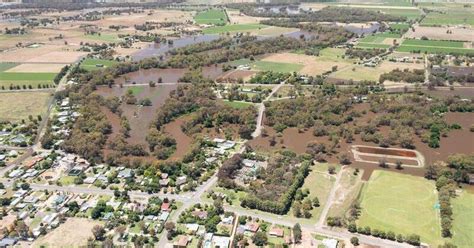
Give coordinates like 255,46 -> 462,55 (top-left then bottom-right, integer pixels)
213,198 -> 224,215
92,225 -> 106,241
350,237 -> 359,246
395,161 -> 403,170
252,231 -> 268,246
293,223 -> 302,243
313,197 -> 320,207
328,166 -> 336,174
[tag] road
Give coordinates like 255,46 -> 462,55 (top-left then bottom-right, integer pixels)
251,79 -> 286,138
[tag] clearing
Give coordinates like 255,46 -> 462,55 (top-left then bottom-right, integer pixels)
33,218 -> 102,247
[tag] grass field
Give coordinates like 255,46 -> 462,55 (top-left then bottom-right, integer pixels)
451,191 -> 474,248
194,9 -> 227,25
397,39 -> 474,55
223,100 -> 254,109
0,91 -> 52,122
80,58 -> 118,71
0,62 -> 19,72
203,23 -> 267,34
389,23 -> 410,31
83,33 -> 118,42
252,61 -> 303,73
357,171 -> 442,246
0,72 -> 56,81
421,9 -> 474,26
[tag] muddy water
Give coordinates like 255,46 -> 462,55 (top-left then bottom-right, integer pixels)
163,116 -> 192,161
114,66 -> 224,85
131,34 -> 220,61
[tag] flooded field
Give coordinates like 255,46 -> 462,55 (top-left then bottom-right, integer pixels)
163,116 -> 192,161
249,104 -> 473,180
131,34 -> 220,61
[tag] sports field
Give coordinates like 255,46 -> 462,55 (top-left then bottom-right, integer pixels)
357,171 -> 442,246
397,39 -> 474,55
451,191 -> 474,248
203,23 -> 268,34
0,91 -> 52,122
80,58 -> 118,71
194,9 -> 227,25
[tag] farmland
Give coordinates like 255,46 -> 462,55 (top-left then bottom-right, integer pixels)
421,8 -> 474,26
397,39 -> 474,55
194,9 -> 227,25
356,32 -> 401,49
357,171 -> 442,246
0,91 -> 52,122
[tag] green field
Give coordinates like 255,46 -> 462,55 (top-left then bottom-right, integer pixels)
80,58 -> 118,71
389,23 -> 410,31
357,171 -> 442,246
253,61 -> 303,73
0,72 -> 56,81
223,100 -> 254,109
0,91 -> 52,122
194,9 -> 227,25
397,39 -> 474,55
203,23 -> 267,34
451,191 -> 474,248
421,9 -> 474,26
0,62 -> 19,72
128,86 -> 145,96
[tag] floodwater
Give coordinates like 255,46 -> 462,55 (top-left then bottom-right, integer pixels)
131,34 -> 220,61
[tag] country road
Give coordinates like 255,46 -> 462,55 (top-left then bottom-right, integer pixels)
251,79 -> 286,138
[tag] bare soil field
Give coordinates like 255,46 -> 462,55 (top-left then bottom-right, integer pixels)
405,25 -> 474,42
356,146 -> 417,157
32,218 -> 102,247
0,45 -> 85,63
251,26 -> 299,36
6,63 -> 66,73
227,10 -> 268,24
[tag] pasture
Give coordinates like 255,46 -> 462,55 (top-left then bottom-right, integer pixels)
451,191 -> 474,248
356,32 -> 401,49
331,61 -> 424,82
357,171 -> 442,246
421,9 -> 474,26
194,9 -> 227,25
0,92 -> 52,122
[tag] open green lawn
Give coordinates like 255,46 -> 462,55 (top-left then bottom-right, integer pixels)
0,72 -> 56,81
0,62 -> 19,72
127,86 -> 145,96
451,191 -> 474,248
203,23 -> 267,34
397,39 -> 474,55
194,9 -> 227,25
0,91 -> 52,122
58,176 -> 77,186
81,58 -> 118,71
252,61 -> 303,73
357,171 -> 443,246
223,100 -> 254,109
